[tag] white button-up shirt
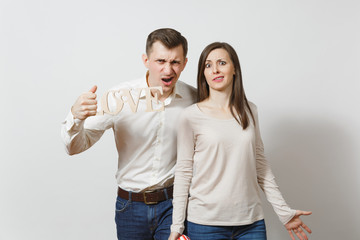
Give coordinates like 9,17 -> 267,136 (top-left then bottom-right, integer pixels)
61,74 -> 196,192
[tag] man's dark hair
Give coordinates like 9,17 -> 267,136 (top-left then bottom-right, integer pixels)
146,28 -> 188,58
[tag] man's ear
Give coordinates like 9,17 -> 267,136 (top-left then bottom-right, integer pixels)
182,57 -> 188,70
142,54 -> 149,68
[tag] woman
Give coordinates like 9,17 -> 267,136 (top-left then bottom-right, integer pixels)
169,42 -> 312,240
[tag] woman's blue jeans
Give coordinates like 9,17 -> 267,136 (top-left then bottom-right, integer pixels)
115,195 -> 173,240
186,219 -> 267,240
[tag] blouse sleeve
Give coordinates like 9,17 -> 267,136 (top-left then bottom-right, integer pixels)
171,110 -> 195,234
252,104 -> 297,225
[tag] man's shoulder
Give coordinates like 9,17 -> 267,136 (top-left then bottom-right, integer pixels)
176,81 -> 197,101
176,80 -> 196,92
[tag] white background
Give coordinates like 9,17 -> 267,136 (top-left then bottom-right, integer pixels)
1,0 -> 359,239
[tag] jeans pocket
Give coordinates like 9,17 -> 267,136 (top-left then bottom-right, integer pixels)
115,196 -> 130,213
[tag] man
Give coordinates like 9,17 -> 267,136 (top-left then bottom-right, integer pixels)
61,28 -> 196,240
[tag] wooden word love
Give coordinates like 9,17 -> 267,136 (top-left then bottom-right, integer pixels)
96,87 -> 164,115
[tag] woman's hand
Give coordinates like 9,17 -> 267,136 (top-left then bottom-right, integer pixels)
285,210 -> 312,240
168,231 -> 181,240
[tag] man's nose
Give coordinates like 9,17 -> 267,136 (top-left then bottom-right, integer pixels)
163,63 -> 172,74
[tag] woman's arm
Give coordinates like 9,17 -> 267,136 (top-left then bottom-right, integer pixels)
252,104 -> 312,239
170,111 -> 195,236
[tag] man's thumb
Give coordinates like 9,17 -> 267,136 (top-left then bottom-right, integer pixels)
89,85 -> 97,93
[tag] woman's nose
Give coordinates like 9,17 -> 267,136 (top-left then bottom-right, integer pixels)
212,65 -> 219,73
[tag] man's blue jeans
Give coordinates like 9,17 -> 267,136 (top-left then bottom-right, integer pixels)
115,194 -> 172,240
186,219 -> 267,240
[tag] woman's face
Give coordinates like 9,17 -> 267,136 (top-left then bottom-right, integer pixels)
204,48 -> 235,93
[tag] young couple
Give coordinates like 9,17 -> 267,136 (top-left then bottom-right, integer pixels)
62,28 -> 311,240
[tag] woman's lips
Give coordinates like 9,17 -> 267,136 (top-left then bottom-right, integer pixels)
213,76 -> 224,82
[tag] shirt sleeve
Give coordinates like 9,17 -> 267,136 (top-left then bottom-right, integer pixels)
252,105 -> 297,225
171,111 -> 195,234
61,92 -> 116,155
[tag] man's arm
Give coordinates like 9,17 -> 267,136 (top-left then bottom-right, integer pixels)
61,85 -> 112,155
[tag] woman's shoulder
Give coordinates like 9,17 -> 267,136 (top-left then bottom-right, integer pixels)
247,100 -> 258,113
247,100 -> 256,109
181,104 -> 199,118
177,104 -> 200,130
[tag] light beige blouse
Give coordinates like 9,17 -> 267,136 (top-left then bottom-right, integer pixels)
171,103 -> 296,234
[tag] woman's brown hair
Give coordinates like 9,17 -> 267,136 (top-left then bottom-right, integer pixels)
197,42 -> 254,129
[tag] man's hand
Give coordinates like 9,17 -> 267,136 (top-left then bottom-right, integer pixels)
285,210 -> 312,240
71,85 -> 98,120
168,231 -> 181,240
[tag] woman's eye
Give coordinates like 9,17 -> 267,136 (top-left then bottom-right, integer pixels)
205,63 -> 211,68
219,61 -> 226,65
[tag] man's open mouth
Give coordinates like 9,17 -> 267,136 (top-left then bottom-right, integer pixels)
162,77 -> 174,83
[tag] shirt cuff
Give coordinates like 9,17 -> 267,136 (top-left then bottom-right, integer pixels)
170,224 -> 184,235
281,209 -> 297,225
63,111 -> 84,132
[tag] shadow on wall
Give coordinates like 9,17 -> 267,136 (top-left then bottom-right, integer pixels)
261,116 -> 360,239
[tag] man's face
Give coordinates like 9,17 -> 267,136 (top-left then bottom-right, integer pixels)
142,41 -> 187,99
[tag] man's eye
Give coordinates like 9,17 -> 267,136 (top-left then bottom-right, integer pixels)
171,61 -> 180,65
157,60 -> 165,63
